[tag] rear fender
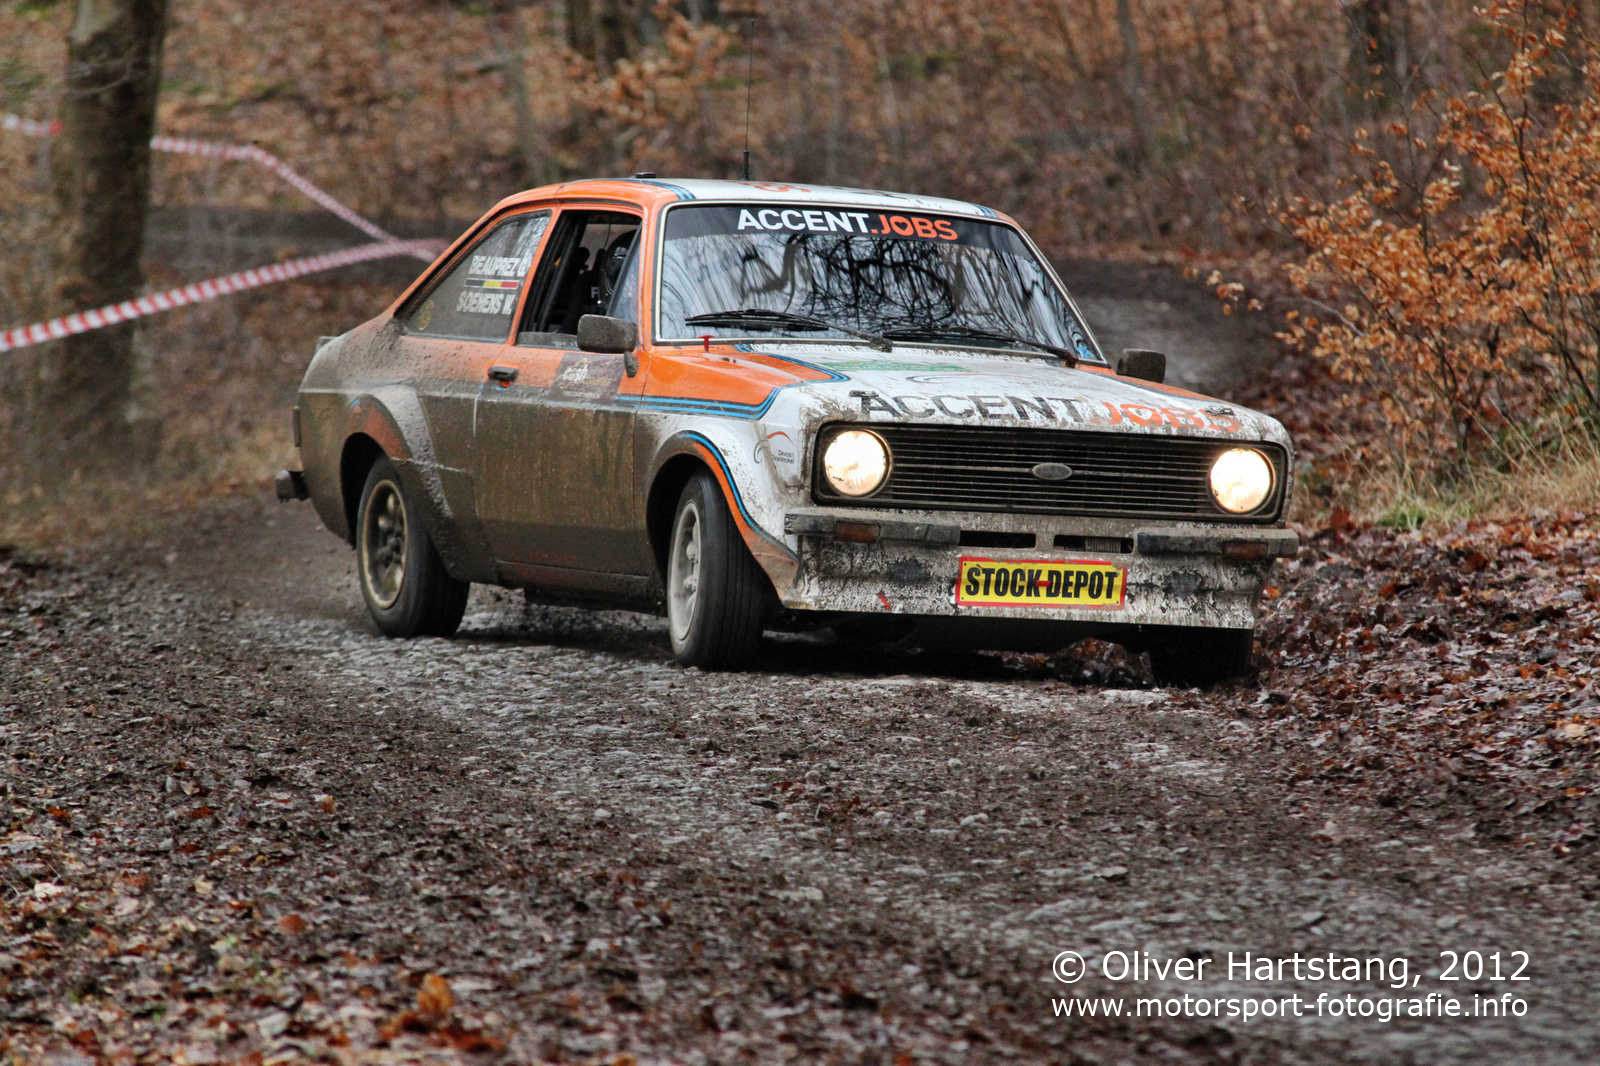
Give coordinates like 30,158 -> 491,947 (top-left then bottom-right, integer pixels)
339,390 -> 481,580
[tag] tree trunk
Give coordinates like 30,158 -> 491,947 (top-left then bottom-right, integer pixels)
568,0 -> 635,71
1114,0 -> 1160,241
1347,0 -> 1403,112
25,0 -> 167,482
596,0 -> 636,71
494,0 -> 542,187
1115,0 -> 1151,168
566,0 -> 596,60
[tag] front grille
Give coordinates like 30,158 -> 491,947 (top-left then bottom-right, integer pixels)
814,424 -> 1286,523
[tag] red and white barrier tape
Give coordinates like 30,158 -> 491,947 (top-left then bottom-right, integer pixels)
3,112 -> 421,254
0,239 -> 437,354
1,113 -> 57,137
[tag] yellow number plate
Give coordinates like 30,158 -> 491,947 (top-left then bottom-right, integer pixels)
956,557 -> 1126,609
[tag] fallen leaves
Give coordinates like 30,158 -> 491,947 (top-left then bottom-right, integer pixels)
416,973 -> 454,1023
374,973 -> 507,1053
1250,510 -> 1600,847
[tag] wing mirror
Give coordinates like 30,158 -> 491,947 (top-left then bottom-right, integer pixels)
577,314 -> 639,376
1118,348 -> 1166,384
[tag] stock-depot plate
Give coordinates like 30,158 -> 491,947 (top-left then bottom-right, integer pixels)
956,556 -> 1127,609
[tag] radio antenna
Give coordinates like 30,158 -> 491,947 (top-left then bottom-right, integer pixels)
741,15 -> 754,180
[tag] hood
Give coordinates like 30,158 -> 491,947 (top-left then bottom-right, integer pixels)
745,342 -> 1289,446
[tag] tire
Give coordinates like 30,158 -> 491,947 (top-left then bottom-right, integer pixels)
665,471 -> 770,668
355,456 -> 469,638
1149,628 -> 1254,687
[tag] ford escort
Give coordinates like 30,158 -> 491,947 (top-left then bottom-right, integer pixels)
276,178 -> 1297,683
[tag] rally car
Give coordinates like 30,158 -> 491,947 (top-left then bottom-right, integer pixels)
276,178 -> 1297,683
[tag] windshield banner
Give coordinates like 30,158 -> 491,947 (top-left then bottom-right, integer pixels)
669,205 -> 994,245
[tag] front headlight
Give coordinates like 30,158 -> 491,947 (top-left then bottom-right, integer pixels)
822,429 -> 890,497
1209,448 -> 1274,514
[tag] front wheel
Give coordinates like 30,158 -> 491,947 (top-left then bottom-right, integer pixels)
666,471 -> 770,668
355,456 -> 469,637
1148,628 -> 1254,687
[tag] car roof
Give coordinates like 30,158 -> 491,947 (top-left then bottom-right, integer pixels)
491,177 -> 1007,221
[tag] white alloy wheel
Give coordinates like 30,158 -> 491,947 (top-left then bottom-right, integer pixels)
663,471 -> 769,668
667,496 -> 703,649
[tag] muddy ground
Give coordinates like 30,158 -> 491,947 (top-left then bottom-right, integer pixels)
4,263 -> 1599,1064
4,503 -> 1597,1064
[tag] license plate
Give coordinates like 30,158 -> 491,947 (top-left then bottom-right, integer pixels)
955,556 -> 1126,609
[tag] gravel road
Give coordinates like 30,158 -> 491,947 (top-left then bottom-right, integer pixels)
5,265 -> 1597,1063
4,490 -> 1598,1064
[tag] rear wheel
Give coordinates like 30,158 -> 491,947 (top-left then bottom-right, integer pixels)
356,456 -> 468,637
666,471 -> 769,668
1149,628 -> 1253,687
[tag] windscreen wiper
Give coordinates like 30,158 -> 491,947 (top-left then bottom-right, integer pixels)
879,323 -> 1078,366
684,308 -> 892,352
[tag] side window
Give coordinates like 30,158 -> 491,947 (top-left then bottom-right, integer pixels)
518,211 -> 640,344
402,211 -> 550,342
608,243 -> 642,324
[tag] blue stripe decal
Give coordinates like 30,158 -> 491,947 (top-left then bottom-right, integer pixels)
731,344 -> 851,383
680,430 -> 795,559
622,395 -> 773,418
620,346 -> 851,420
630,178 -> 695,200
977,204 -> 998,218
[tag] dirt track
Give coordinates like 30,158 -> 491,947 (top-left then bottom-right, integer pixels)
5,262 -> 1599,1063
4,489 -> 1598,1064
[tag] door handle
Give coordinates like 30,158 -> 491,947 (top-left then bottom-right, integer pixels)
487,365 -> 518,386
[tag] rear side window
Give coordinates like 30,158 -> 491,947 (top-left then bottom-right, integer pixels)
402,211 -> 551,342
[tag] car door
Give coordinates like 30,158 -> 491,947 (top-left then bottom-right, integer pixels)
386,208 -> 553,560
472,206 -> 646,580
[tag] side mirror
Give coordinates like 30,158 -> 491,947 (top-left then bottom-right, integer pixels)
1118,348 -> 1166,384
578,314 -> 636,354
577,314 -> 639,376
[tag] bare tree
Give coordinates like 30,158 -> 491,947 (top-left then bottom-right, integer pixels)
566,0 -> 597,63
21,0 -> 168,482
567,0 -> 639,71
1114,0 -> 1160,241
493,0 -> 542,187
1346,0 -> 1406,112
1115,0 -> 1152,167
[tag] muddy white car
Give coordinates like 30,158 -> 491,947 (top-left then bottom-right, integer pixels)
277,178 -> 1297,683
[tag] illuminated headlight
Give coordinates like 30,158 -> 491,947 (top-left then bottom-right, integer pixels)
822,429 -> 890,497
1209,448 -> 1274,514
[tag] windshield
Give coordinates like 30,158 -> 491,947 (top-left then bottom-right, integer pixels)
655,204 -> 1103,363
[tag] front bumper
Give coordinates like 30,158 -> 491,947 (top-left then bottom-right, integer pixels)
780,513 -> 1296,630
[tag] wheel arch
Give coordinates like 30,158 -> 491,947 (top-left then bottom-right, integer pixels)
331,393 -> 411,544
645,433 -> 799,597
339,433 -> 388,544
646,454 -> 711,580
327,392 -> 488,583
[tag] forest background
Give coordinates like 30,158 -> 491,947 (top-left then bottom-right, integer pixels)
1,0 -> 1598,538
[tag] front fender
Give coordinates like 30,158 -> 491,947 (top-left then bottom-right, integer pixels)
649,428 -> 801,597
